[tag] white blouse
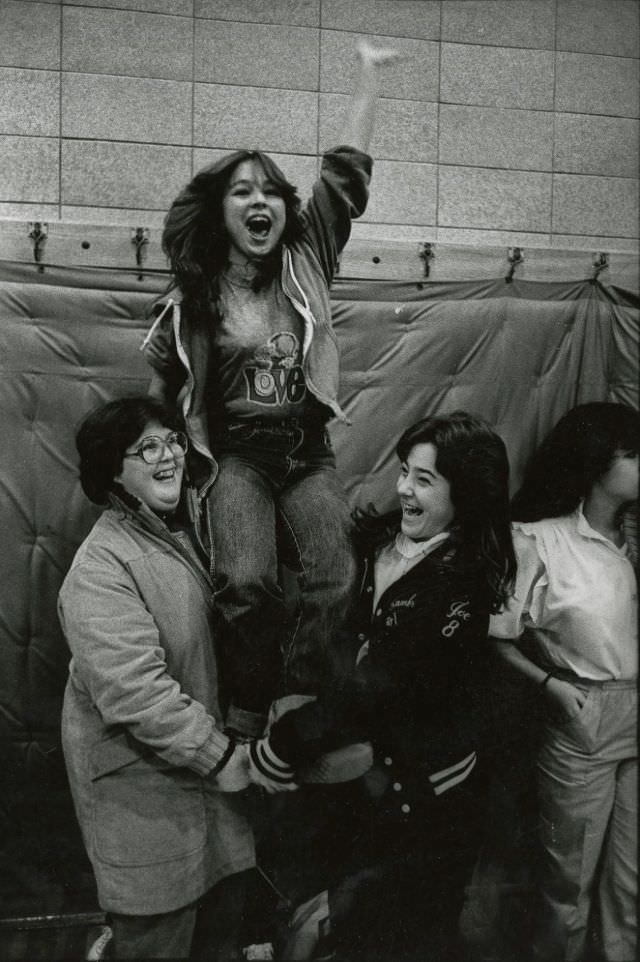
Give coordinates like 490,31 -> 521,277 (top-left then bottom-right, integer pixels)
489,505 -> 638,680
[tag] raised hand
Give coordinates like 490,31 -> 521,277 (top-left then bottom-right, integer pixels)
347,39 -> 403,151
356,38 -> 401,69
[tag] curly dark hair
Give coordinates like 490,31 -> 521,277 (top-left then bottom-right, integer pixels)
76,396 -> 183,505
511,401 -> 640,522
161,150 -> 305,321
355,411 -> 516,612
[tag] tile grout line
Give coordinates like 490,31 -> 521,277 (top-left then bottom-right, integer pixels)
190,0 -> 196,180
550,0 -> 559,238
58,2 -> 63,220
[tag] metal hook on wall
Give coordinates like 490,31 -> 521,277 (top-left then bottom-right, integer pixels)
591,252 -> 609,281
505,246 -> 524,283
131,227 -> 150,281
28,222 -> 48,273
418,242 -> 434,278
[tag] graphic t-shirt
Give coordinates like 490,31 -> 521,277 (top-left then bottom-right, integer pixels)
213,263 -> 310,421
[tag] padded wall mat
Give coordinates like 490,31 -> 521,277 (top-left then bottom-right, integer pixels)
0,259 -> 637,913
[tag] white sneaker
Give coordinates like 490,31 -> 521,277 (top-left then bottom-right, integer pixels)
86,925 -> 112,961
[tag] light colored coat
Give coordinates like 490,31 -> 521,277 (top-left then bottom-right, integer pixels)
58,501 -> 254,915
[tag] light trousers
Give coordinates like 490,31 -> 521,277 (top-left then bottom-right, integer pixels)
534,680 -> 637,962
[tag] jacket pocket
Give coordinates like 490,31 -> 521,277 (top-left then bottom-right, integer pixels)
90,731 -> 149,780
90,737 -> 206,867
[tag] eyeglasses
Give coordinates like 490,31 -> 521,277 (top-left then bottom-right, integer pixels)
123,431 -> 189,465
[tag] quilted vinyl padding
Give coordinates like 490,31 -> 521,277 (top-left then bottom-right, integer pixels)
0,260 -> 637,914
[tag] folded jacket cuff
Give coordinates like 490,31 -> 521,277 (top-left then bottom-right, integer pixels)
227,704 -> 268,739
250,738 -> 296,784
188,727 -> 232,776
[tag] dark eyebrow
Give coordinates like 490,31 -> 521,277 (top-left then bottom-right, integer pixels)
139,431 -> 175,443
229,177 -> 277,189
402,460 -> 437,480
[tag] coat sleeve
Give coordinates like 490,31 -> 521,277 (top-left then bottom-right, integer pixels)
299,146 -> 372,284
58,557 -> 230,775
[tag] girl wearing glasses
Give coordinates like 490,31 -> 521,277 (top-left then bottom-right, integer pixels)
58,396 -> 258,960
142,41 -> 398,740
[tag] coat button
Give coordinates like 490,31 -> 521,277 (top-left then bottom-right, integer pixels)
366,586 -> 373,593
393,782 -> 402,792
401,803 -> 411,814
357,633 -> 366,641
383,756 -> 393,766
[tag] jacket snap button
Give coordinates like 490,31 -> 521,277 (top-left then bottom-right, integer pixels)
383,756 -> 393,766
357,633 -> 366,641
401,803 -> 411,814
393,782 -> 402,792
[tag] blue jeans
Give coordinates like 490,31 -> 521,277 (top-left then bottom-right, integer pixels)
208,419 -> 358,737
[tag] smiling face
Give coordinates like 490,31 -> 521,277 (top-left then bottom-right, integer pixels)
115,419 -> 184,514
397,442 -> 456,541
222,159 -> 287,262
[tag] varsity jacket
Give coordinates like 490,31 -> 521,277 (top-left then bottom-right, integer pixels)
141,146 -> 372,499
267,537 -> 493,821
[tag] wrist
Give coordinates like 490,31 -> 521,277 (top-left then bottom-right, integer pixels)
211,735 -> 236,776
539,672 -> 554,690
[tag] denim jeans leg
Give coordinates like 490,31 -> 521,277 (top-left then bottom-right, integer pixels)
277,465 -> 358,695
110,903 -> 196,958
208,454 -> 287,731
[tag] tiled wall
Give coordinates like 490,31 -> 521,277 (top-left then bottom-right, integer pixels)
0,0 -> 638,251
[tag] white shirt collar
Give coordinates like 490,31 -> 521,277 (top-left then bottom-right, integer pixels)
574,501 -> 626,553
394,530 -> 450,559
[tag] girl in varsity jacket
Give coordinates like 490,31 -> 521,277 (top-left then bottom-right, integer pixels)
250,411 -> 516,962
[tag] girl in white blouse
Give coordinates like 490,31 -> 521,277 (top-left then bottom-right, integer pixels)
490,402 -> 638,962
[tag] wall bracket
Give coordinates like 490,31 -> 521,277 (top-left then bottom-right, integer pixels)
506,246 -> 524,283
591,252 -> 609,280
131,227 -> 150,280
28,222 -> 48,273
418,242 -> 434,278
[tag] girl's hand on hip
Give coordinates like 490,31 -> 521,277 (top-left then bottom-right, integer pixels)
546,677 -> 587,720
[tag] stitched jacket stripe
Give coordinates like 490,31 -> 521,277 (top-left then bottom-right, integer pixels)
429,751 -> 477,796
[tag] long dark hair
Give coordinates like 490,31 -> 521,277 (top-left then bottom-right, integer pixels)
356,411 -> 516,612
76,396 -> 183,505
161,150 -> 305,321
512,401 -> 640,523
